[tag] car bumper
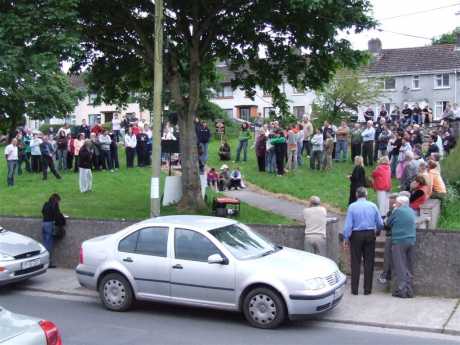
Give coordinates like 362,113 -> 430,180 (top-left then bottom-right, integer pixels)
75,264 -> 97,289
288,278 -> 346,319
0,252 -> 49,286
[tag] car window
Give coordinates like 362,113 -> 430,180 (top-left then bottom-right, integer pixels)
119,231 -> 139,253
174,228 -> 220,262
118,227 -> 168,257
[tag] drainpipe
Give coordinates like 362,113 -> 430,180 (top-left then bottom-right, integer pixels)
455,69 -> 458,104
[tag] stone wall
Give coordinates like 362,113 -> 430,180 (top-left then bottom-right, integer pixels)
1,216 -> 459,298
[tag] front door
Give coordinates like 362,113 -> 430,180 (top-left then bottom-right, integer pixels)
117,226 -> 170,298
170,228 -> 235,307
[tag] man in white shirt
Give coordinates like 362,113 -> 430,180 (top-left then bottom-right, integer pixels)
303,196 -> 327,256
112,114 -> 121,142
58,123 -> 71,136
4,138 -> 19,186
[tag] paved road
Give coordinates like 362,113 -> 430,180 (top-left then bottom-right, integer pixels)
1,290 -> 459,345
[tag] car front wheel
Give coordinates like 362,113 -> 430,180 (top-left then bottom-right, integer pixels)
243,287 -> 286,329
99,273 -> 133,312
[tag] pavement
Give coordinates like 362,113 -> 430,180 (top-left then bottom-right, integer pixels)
13,268 -> 460,336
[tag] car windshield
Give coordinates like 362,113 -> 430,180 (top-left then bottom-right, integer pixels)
209,223 -> 278,260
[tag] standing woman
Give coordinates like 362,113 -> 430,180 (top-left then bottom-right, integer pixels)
124,126 -> 137,168
235,122 -> 251,162
255,130 -> 267,172
79,140 -> 93,193
348,155 -> 366,205
372,156 -> 392,215
41,193 -> 64,268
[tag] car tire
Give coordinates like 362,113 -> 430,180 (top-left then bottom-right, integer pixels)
243,287 -> 287,329
99,273 -> 133,312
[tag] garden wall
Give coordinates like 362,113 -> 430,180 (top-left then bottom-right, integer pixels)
1,216 -> 459,298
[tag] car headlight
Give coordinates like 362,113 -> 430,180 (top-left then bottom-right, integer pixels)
0,253 -> 14,262
305,277 -> 326,291
38,243 -> 47,254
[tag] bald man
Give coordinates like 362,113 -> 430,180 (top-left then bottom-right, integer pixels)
303,196 -> 327,256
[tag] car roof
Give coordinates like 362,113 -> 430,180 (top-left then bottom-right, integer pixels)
137,215 -> 238,232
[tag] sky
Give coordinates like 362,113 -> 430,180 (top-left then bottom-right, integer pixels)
344,0 -> 460,49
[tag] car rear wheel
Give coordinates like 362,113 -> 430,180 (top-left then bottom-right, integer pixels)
99,273 -> 133,311
243,287 -> 286,329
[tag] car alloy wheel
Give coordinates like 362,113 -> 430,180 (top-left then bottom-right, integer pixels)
99,273 -> 133,311
243,287 -> 286,329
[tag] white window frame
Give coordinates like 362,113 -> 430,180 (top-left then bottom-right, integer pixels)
434,101 -> 448,120
293,106 -> 305,119
224,108 -> 233,118
213,84 -> 233,98
434,74 -> 450,89
263,107 -> 275,118
411,75 -> 420,90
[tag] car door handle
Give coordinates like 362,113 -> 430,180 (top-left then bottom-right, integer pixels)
172,264 -> 183,269
123,257 -> 133,263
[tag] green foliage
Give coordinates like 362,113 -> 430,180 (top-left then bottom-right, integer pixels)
432,30 -> 457,45
441,144 -> 460,189
312,68 -> 383,125
0,1 -> 82,133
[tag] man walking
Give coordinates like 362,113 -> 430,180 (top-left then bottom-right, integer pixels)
303,196 -> 327,256
361,121 -> 375,166
39,136 -> 61,180
343,187 -> 383,295
386,195 -> 416,298
5,138 -> 18,186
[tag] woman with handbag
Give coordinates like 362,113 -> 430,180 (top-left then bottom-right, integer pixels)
41,193 -> 65,268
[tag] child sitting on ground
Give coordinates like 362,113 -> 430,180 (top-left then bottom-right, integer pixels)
207,167 -> 219,191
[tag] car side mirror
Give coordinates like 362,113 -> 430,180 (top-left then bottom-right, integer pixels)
207,253 -> 228,265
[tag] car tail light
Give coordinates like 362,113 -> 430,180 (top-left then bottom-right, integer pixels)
79,246 -> 84,264
39,320 -> 62,345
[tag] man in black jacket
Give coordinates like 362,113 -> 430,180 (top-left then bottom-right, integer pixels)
39,136 -> 61,180
79,140 -> 93,193
198,121 -> 211,165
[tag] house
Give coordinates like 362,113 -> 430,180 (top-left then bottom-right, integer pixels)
27,75 -> 150,129
362,33 -> 460,120
210,63 -> 316,121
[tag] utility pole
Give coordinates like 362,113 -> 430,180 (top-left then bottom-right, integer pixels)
150,0 -> 163,217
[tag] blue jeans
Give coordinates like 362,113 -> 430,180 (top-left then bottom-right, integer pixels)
236,139 -> 248,162
7,160 -> 17,186
199,142 -> 209,164
335,140 -> 348,161
265,149 -> 276,173
296,141 -> 303,166
42,221 -> 54,256
57,149 -> 67,171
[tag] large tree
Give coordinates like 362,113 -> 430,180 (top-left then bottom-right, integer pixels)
0,0 -> 82,133
76,0 -> 375,211
313,67 -> 383,123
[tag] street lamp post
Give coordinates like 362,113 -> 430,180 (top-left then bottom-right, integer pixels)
150,0 -> 164,217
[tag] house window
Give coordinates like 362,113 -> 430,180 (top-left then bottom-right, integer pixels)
293,87 -> 305,95
263,89 -> 272,97
88,93 -> 97,105
412,76 -> 420,89
263,107 -> 276,118
214,84 -> 233,98
383,77 -> 396,90
434,74 -> 450,88
293,106 -> 305,119
434,101 -> 449,120
88,114 -> 101,126
224,109 -> 233,118
239,107 -> 251,121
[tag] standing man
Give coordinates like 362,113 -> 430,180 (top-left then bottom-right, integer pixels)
335,121 -> 349,162
361,120 -> 375,166
350,123 -> 362,162
5,138 -> 18,186
343,187 -> 384,295
303,196 -> 327,256
302,116 -> 314,158
197,120 -> 211,165
386,195 -> 416,298
79,119 -> 91,139
39,136 -> 61,180
363,106 -> 375,122
112,114 -> 121,142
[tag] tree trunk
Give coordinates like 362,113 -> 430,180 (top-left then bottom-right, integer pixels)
176,109 -> 206,211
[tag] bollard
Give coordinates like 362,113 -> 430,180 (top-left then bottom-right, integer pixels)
326,217 -> 339,264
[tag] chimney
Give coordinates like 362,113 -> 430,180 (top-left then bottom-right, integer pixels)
368,38 -> 382,55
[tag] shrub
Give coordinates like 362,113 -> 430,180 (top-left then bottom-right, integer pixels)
441,144 -> 460,192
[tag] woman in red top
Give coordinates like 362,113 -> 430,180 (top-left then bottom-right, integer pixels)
372,156 -> 392,216
410,175 -> 430,214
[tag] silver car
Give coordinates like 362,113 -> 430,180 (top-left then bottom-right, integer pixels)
0,226 -> 49,286
76,215 -> 346,329
0,306 -> 62,345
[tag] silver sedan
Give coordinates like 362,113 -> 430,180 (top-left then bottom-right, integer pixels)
0,306 -> 62,345
0,226 -> 49,286
76,215 -> 346,329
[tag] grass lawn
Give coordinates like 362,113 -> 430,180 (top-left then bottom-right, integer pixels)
0,147 -> 292,224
